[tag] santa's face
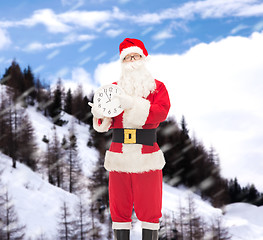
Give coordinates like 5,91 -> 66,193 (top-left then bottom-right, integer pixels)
118,53 -> 156,98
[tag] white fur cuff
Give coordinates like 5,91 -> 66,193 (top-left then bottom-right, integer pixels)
141,221 -> 160,230
104,149 -> 165,173
124,97 -> 150,128
112,222 -> 132,230
93,117 -> 112,133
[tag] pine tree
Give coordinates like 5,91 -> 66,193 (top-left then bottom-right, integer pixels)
64,88 -> 73,115
44,128 -> 64,187
63,122 -> 82,193
23,65 -> 36,105
177,200 -> 186,240
0,87 -> 21,168
185,194 -> 204,240
228,178 -> 242,203
0,185 -> 26,240
157,117 -> 230,207
58,202 -> 75,240
88,156 -> 109,224
72,85 -> 84,123
6,95 -> 19,168
48,79 -> 65,125
74,198 -> 90,240
89,194 -> 102,240
36,81 -> 52,116
247,184 -> 259,204
0,88 -> 9,154
2,60 -> 24,102
17,113 -> 38,171
209,216 -> 231,240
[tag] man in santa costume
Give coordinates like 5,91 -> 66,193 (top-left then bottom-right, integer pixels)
90,38 -> 170,240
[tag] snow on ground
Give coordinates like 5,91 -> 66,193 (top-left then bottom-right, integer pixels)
0,104 -> 263,239
26,106 -> 99,177
224,203 -> 263,240
2,152 -> 263,239
0,153 -> 79,239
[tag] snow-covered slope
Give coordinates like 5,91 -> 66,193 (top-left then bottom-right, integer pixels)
1,105 -> 263,239
26,106 -> 99,177
0,153 -> 79,239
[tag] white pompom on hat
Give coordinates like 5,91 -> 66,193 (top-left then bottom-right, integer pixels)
119,38 -> 148,61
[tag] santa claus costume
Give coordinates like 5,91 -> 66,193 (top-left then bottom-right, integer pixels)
92,38 -> 170,240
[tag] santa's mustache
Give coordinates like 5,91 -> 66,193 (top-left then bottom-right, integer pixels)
122,60 -> 145,72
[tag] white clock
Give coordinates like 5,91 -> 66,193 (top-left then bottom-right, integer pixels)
93,84 -> 124,117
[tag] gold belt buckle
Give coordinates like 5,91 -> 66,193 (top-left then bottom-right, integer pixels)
124,129 -> 136,144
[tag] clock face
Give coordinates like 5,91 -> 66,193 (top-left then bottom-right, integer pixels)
93,84 -> 124,117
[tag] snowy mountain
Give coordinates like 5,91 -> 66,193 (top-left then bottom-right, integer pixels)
1,104 -> 263,239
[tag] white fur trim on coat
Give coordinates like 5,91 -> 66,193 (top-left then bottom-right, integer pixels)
104,149 -> 165,173
141,221 -> 160,230
112,222 -> 132,230
93,117 -> 112,133
123,97 -> 150,128
120,46 -> 145,61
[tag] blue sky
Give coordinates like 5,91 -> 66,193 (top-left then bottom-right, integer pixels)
1,0 -> 263,190
1,0 -> 263,83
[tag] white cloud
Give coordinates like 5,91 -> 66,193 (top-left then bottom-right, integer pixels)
94,51 -> 107,61
24,9 -> 72,33
106,29 -> 123,38
24,34 -> 95,52
230,24 -> 248,34
61,0 -> 84,10
253,20 -> 263,32
141,27 -> 154,36
134,0 -> 263,24
58,67 -> 95,96
25,42 -> 44,51
152,29 -> 174,41
1,1 -> 263,37
78,42 -> 92,52
34,65 -> 45,73
0,28 -> 11,50
46,50 -> 60,60
79,57 -> 91,66
94,32 -> 263,191
152,41 -> 165,50
58,10 -> 111,30
0,8 -> 111,33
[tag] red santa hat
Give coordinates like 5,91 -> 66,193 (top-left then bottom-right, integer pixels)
119,38 -> 148,61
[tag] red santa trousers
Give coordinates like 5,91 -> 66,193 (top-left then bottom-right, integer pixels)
109,170 -> 162,230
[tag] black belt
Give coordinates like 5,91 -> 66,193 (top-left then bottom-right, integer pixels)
112,128 -> 157,146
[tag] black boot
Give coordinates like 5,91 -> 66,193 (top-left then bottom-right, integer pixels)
114,229 -> 130,240
142,229 -> 158,240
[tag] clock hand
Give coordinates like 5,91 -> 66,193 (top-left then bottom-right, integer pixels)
105,92 -> 111,103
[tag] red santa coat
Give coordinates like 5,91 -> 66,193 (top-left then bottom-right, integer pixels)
93,79 -> 171,173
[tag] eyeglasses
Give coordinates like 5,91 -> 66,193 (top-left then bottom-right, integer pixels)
123,53 -> 142,62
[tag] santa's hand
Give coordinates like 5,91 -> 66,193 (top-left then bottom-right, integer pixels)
114,94 -> 134,110
88,102 -> 104,118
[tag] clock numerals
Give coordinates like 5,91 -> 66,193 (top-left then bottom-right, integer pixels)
94,85 -> 124,117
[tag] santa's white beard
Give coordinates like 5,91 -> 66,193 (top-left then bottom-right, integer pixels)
118,59 -> 156,98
